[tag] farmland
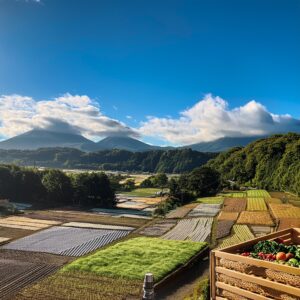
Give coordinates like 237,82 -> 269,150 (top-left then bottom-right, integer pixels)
246,189 -> 271,198
246,197 -> 267,210
237,211 -> 274,225
121,188 -> 162,197
217,225 -> 254,249
3,226 -> 132,257
63,237 -> 207,282
1,188 -> 300,299
163,218 -> 213,242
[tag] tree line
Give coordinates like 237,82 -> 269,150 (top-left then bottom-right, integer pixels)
207,133 -> 300,195
0,165 -> 115,208
0,148 -> 216,173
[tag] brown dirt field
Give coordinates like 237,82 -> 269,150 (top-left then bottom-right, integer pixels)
24,210 -> 149,228
269,203 -> 300,219
265,198 -> 282,204
0,249 -> 74,265
0,227 -> 33,240
223,198 -> 247,212
216,220 -> 234,239
166,203 -> 198,219
269,192 -> 287,199
237,211 -> 275,226
278,218 -> 300,230
217,211 -> 239,221
13,271 -> 142,300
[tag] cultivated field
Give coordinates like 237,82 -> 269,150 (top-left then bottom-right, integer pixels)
63,237 -> 207,282
2,226 -> 131,256
217,211 -> 239,221
222,198 -> 246,212
14,272 -> 142,300
121,188 -> 162,197
216,220 -> 234,239
163,217 -> 213,242
246,197 -> 267,210
139,219 -> 177,236
187,203 -> 221,217
196,197 -> 224,204
237,211 -> 274,225
0,216 -> 61,231
166,203 -> 198,219
246,189 -> 270,198
278,218 -> 300,230
269,203 -> 300,218
217,225 -> 254,249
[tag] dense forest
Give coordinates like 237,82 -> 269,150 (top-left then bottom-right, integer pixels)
0,148 -> 216,173
0,164 -> 115,208
207,133 -> 300,195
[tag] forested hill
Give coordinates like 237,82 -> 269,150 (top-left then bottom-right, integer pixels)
207,133 -> 300,195
0,148 -> 217,173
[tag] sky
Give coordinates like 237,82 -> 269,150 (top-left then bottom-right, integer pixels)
0,0 -> 299,145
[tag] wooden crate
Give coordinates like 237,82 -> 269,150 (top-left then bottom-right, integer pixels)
210,228 -> 300,300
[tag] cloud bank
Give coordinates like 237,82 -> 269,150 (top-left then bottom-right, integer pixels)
0,94 -> 137,140
139,94 -> 300,145
0,93 -> 299,145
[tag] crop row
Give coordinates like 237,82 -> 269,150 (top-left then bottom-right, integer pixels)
163,218 -> 213,242
217,225 -> 254,249
246,197 -> 267,211
2,226 -> 131,257
269,203 -> 300,219
246,190 -> 271,198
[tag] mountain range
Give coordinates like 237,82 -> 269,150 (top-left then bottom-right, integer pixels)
0,129 -> 265,152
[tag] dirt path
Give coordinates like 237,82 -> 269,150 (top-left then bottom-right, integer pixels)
155,255 -> 210,300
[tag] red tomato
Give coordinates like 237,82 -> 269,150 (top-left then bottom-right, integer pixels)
276,252 -> 287,261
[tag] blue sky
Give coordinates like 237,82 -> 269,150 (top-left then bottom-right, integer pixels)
0,0 -> 299,145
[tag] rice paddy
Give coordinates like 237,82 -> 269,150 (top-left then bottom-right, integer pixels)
63,237 -> 207,282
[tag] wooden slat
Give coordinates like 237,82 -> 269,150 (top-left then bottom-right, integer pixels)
216,297 -> 226,300
216,266 -> 300,297
214,251 -> 300,275
210,251 -> 216,299
216,282 -> 272,300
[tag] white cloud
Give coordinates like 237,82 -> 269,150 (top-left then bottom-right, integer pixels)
138,94 -> 300,145
0,94 -> 137,140
126,115 -> 133,119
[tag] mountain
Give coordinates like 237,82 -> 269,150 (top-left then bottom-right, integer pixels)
0,129 -> 94,150
0,129 -> 266,152
185,136 -> 266,152
95,136 -> 159,152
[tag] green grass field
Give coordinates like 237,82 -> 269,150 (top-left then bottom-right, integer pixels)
63,237 -> 207,282
121,188 -> 163,197
196,197 -> 224,204
220,192 -> 246,198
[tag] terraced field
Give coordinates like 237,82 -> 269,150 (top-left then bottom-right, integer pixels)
217,225 -> 254,249
278,218 -> 300,230
163,217 -> 213,242
196,197 -> 224,204
2,226 -> 131,256
246,189 -> 270,198
246,197 -> 267,210
222,192 -> 246,198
